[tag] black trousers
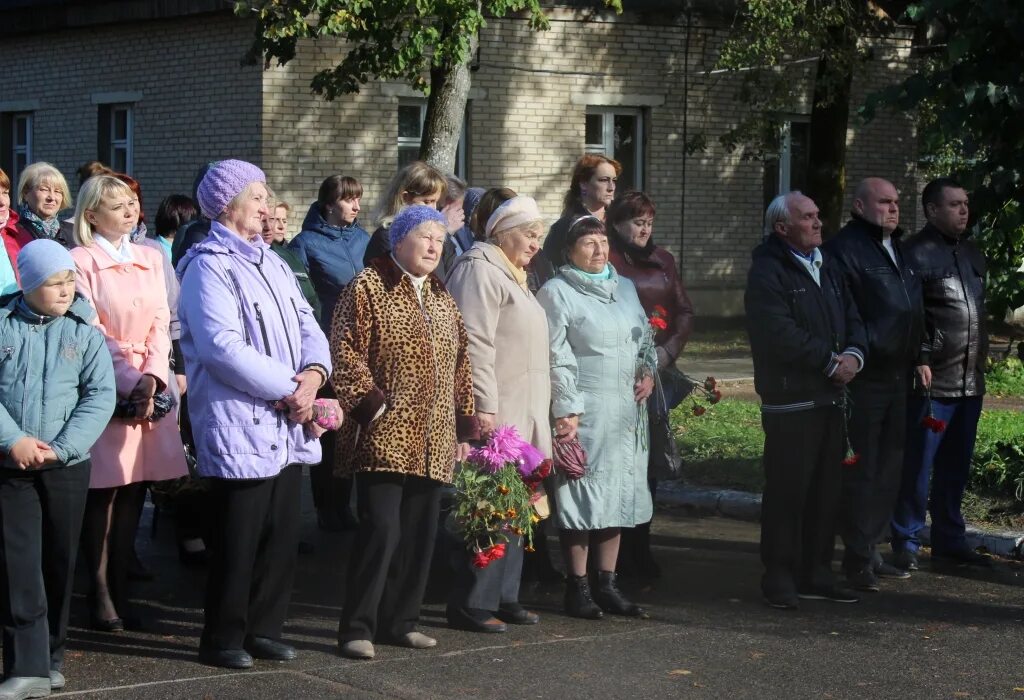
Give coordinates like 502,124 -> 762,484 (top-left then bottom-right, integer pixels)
339,472 -> 441,643
840,377 -> 907,572
310,387 -> 354,518
760,406 -> 842,597
201,463 -> 302,650
0,460 -> 90,678
309,429 -> 353,515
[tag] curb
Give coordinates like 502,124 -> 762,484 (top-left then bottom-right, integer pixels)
655,481 -> 1024,559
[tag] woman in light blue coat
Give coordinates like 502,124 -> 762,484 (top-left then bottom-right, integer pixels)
536,215 -> 654,621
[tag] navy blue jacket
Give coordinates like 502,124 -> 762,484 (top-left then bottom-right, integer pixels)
288,203 -> 370,330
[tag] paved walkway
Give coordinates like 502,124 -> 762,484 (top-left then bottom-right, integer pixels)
48,495 -> 1024,699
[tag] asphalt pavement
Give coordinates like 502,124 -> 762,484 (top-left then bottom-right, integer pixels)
47,481 -> 1024,700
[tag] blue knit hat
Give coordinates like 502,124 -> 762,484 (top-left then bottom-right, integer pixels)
196,159 -> 266,220
18,239 -> 75,292
388,205 -> 447,249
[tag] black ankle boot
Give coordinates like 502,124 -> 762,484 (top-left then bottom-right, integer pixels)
593,570 -> 647,617
564,574 -> 603,619
635,522 -> 661,579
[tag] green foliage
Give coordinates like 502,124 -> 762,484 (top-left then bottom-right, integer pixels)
970,410 -> 1024,500
673,399 -> 763,462
237,0 -> 620,99
985,357 -> 1024,398
862,0 -> 1024,319
670,399 -> 1024,506
452,463 -> 536,551
699,0 -> 888,157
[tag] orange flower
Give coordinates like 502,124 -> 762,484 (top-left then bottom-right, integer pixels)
498,484 -> 510,495
506,508 -> 517,518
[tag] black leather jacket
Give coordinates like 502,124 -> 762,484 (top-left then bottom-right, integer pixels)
745,235 -> 867,410
903,224 -> 987,397
823,215 -> 924,383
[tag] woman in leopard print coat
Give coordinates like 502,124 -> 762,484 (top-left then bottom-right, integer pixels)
330,204 -> 479,659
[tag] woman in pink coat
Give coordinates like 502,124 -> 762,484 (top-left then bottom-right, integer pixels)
71,175 -> 188,630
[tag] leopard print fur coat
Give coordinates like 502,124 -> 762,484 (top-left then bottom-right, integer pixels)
329,256 -> 479,483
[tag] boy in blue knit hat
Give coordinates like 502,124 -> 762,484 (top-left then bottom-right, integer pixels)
0,239 -> 115,700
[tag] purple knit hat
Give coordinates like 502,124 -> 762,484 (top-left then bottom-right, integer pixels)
196,159 -> 266,220
388,204 -> 447,249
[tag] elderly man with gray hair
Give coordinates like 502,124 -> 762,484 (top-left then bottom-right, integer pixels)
745,191 -> 867,610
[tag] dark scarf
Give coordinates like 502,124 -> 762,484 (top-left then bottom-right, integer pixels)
17,204 -> 60,239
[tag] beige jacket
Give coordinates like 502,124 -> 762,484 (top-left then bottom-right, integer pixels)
446,243 -> 552,458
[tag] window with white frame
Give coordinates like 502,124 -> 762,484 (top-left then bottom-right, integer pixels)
0,112 -> 33,187
763,118 -> 810,209
397,100 -> 468,179
98,103 -> 134,175
585,107 -> 645,191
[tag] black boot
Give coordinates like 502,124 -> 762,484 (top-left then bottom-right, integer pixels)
635,522 -> 661,579
593,570 -> 647,617
564,575 -> 603,619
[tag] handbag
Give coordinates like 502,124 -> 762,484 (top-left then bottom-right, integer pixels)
658,365 -> 695,411
648,370 -> 682,480
553,435 -> 588,481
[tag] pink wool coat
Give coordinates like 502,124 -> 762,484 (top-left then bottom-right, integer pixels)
72,241 -> 188,488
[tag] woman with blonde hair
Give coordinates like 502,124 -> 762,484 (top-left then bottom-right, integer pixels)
70,175 -> 188,631
16,162 -> 74,246
362,161 -> 459,274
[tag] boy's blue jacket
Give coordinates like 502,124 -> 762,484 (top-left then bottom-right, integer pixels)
0,293 -> 115,467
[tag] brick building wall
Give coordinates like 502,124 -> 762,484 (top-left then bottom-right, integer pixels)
0,13 -> 261,215
0,6 -> 922,316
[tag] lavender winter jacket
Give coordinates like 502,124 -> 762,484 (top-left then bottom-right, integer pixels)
177,222 -> 331,479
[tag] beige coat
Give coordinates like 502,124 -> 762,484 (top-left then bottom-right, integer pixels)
446,243 -> 552,458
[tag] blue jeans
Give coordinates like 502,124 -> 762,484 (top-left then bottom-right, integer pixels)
890,395 -> 982,554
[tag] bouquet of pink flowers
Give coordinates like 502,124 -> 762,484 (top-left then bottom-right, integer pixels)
453,425 -> 552,568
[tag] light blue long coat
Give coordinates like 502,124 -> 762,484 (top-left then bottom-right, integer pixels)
537,265 -> 654,530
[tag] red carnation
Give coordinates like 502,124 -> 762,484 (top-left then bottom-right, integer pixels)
704,376 -> 717,392
692,405 -> 706,416
536,459 -> 552,480
649,316 -> 668,331
709,389 -> 722,404
472,550 -> 492,568
842,452 -> 860,466
487,543 -> 506,561
922,416 -> 947,433
653,305 -> 668,317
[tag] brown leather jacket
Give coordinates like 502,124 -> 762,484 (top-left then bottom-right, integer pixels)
609,240 -> 694,365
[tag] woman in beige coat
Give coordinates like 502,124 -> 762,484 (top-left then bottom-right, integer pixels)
444,194 -> 552,633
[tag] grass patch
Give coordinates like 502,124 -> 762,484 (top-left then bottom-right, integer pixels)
672,398 -> 764,491
671,399 -> 1024,528
985,356 -> 1024,397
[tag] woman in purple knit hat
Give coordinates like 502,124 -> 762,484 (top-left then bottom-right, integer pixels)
176,159 -> 332,670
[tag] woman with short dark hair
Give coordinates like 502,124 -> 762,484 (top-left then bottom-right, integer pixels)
606,191 -> 694,578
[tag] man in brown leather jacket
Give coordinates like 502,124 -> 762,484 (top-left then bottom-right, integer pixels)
890,178 -> 989,570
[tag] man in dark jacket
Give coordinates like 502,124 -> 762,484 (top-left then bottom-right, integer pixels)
824,178 -> 924,591
746,191 -> 867,609
890,178 -> 989,569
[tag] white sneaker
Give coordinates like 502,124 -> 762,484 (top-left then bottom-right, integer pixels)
339,639 -> 375,659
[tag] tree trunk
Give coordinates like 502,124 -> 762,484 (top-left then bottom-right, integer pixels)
806,32 -> 855,238
420,29 -> 478,174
